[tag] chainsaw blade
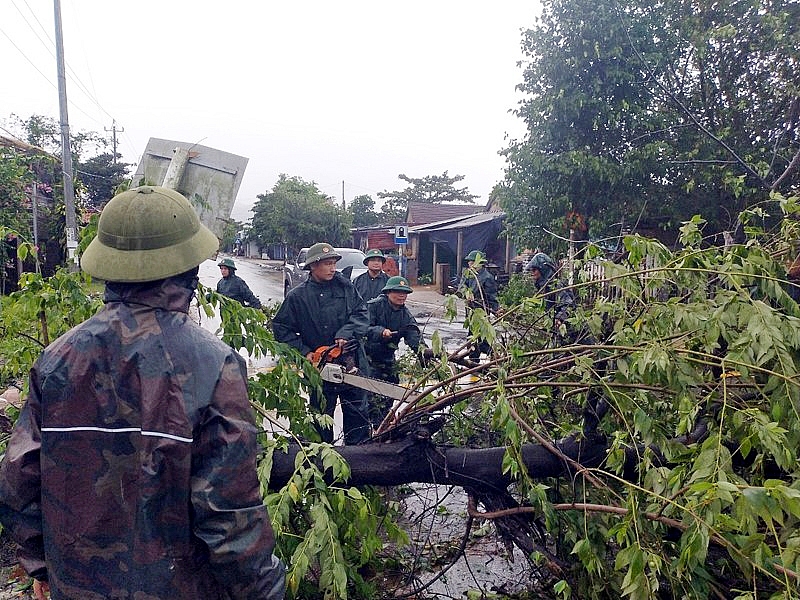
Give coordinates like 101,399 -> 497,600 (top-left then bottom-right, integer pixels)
318,364 -> 415,401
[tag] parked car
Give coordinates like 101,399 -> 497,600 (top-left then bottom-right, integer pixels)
283,247 -> 368,297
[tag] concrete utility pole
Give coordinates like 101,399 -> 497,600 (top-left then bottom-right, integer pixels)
53,0 -> 78,271
161,147 -> 191,190
105,119 -> 124,164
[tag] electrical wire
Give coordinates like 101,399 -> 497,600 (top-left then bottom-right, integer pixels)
0,26 -> 106,128
10,0 -> 110,127
61,0 -> 115,123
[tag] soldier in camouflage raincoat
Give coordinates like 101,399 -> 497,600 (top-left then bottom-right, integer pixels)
0,186 -> 285,600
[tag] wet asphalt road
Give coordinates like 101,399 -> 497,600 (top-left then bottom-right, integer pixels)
198,255 -> 469,352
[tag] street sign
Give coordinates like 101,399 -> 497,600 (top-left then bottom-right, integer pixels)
394,225 -> 408,245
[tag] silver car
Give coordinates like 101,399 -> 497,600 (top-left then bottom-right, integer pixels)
283,247 -> 367,297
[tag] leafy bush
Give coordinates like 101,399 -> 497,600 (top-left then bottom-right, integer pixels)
499,272 -> 539,305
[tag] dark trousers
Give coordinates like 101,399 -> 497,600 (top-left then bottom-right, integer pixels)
311,381 -> 370,445
469,339 -> 492,360
368,360 -> 399,427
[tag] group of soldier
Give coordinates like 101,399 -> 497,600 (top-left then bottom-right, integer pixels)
271,243 -> 423,445
215,243 -> 575,446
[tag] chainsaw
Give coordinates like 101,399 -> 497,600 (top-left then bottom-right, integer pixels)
310,342 -> 421,403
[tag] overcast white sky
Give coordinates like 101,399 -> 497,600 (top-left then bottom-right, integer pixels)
1,1 -> 539,222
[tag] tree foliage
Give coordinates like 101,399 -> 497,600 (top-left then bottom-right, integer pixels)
249,174 -> 353,252
378,172 -> 480,223
500,0 -> 800,250
348,194 -> 381,227
77,152 -> 131,209
0,148 -> 38,237
7,192 -> 800,598
1,114 -> 131,273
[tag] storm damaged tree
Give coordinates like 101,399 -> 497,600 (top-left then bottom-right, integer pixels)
244,198 -> 800,598
5,195 -> 800,599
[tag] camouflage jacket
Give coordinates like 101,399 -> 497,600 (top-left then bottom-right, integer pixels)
353,271 -> 389,303
217,273 -> 262,308
0,278 -> 285,599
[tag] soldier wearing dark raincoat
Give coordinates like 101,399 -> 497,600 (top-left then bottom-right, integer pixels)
216,257 -> 262,308
365,276 -> 423,425
0,186 -> 286,600
354,248 -> 390,303
458,250 -> 499,360
272,242 -> 371,444
524,252 -> 575,325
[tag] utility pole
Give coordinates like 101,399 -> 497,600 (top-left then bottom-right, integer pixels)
104,119 -> 124,163
32,185 -> 41,274
53,0 -> 78,271
342,180 -> 345,210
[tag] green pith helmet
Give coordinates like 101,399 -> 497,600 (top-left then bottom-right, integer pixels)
303,242 -> 342,270
363,248 -> 386,265
382,276 -> 413,294
218,257 -> 236,270
525,252 -> 555,276
464,250 -> 484,263
81,186 -> 219,283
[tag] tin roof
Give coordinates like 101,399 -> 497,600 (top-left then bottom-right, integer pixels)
405,202 -> 485,225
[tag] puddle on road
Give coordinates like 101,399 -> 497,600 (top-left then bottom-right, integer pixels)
388,483 -> 537,598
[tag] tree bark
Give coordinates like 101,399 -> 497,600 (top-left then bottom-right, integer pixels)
268,433 -> 612,490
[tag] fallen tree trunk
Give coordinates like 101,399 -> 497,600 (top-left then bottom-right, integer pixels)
268,431 -> 612,490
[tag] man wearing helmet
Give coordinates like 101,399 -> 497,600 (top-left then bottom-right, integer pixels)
0,186 -> 285,599
525,251 -> 575,329
365,276 -> 424,426
458,249 -> 499,361
272,242 -> 371,444
216,257 -> 263,308
354,248 -> 390,302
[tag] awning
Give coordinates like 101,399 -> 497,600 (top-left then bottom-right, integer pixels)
410,212 -> 505,253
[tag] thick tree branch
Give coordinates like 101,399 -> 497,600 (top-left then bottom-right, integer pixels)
267,434 -> 611,491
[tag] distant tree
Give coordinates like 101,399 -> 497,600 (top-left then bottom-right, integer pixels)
501,0 -> 800,249
250,174 -> 352,252
11,114 -> 105,166
348,194 -> 381,227
77,152 -> 131,209
6,113 -> 128,213
218,218 -> 242,253
377,172 -> 479,223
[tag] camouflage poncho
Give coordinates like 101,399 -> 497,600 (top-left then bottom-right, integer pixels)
0,277 -> 285,599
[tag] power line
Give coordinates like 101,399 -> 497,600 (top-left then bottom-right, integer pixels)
0,26 -> 58,93
0,26 -> 105,128
7,1 -> 116,127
